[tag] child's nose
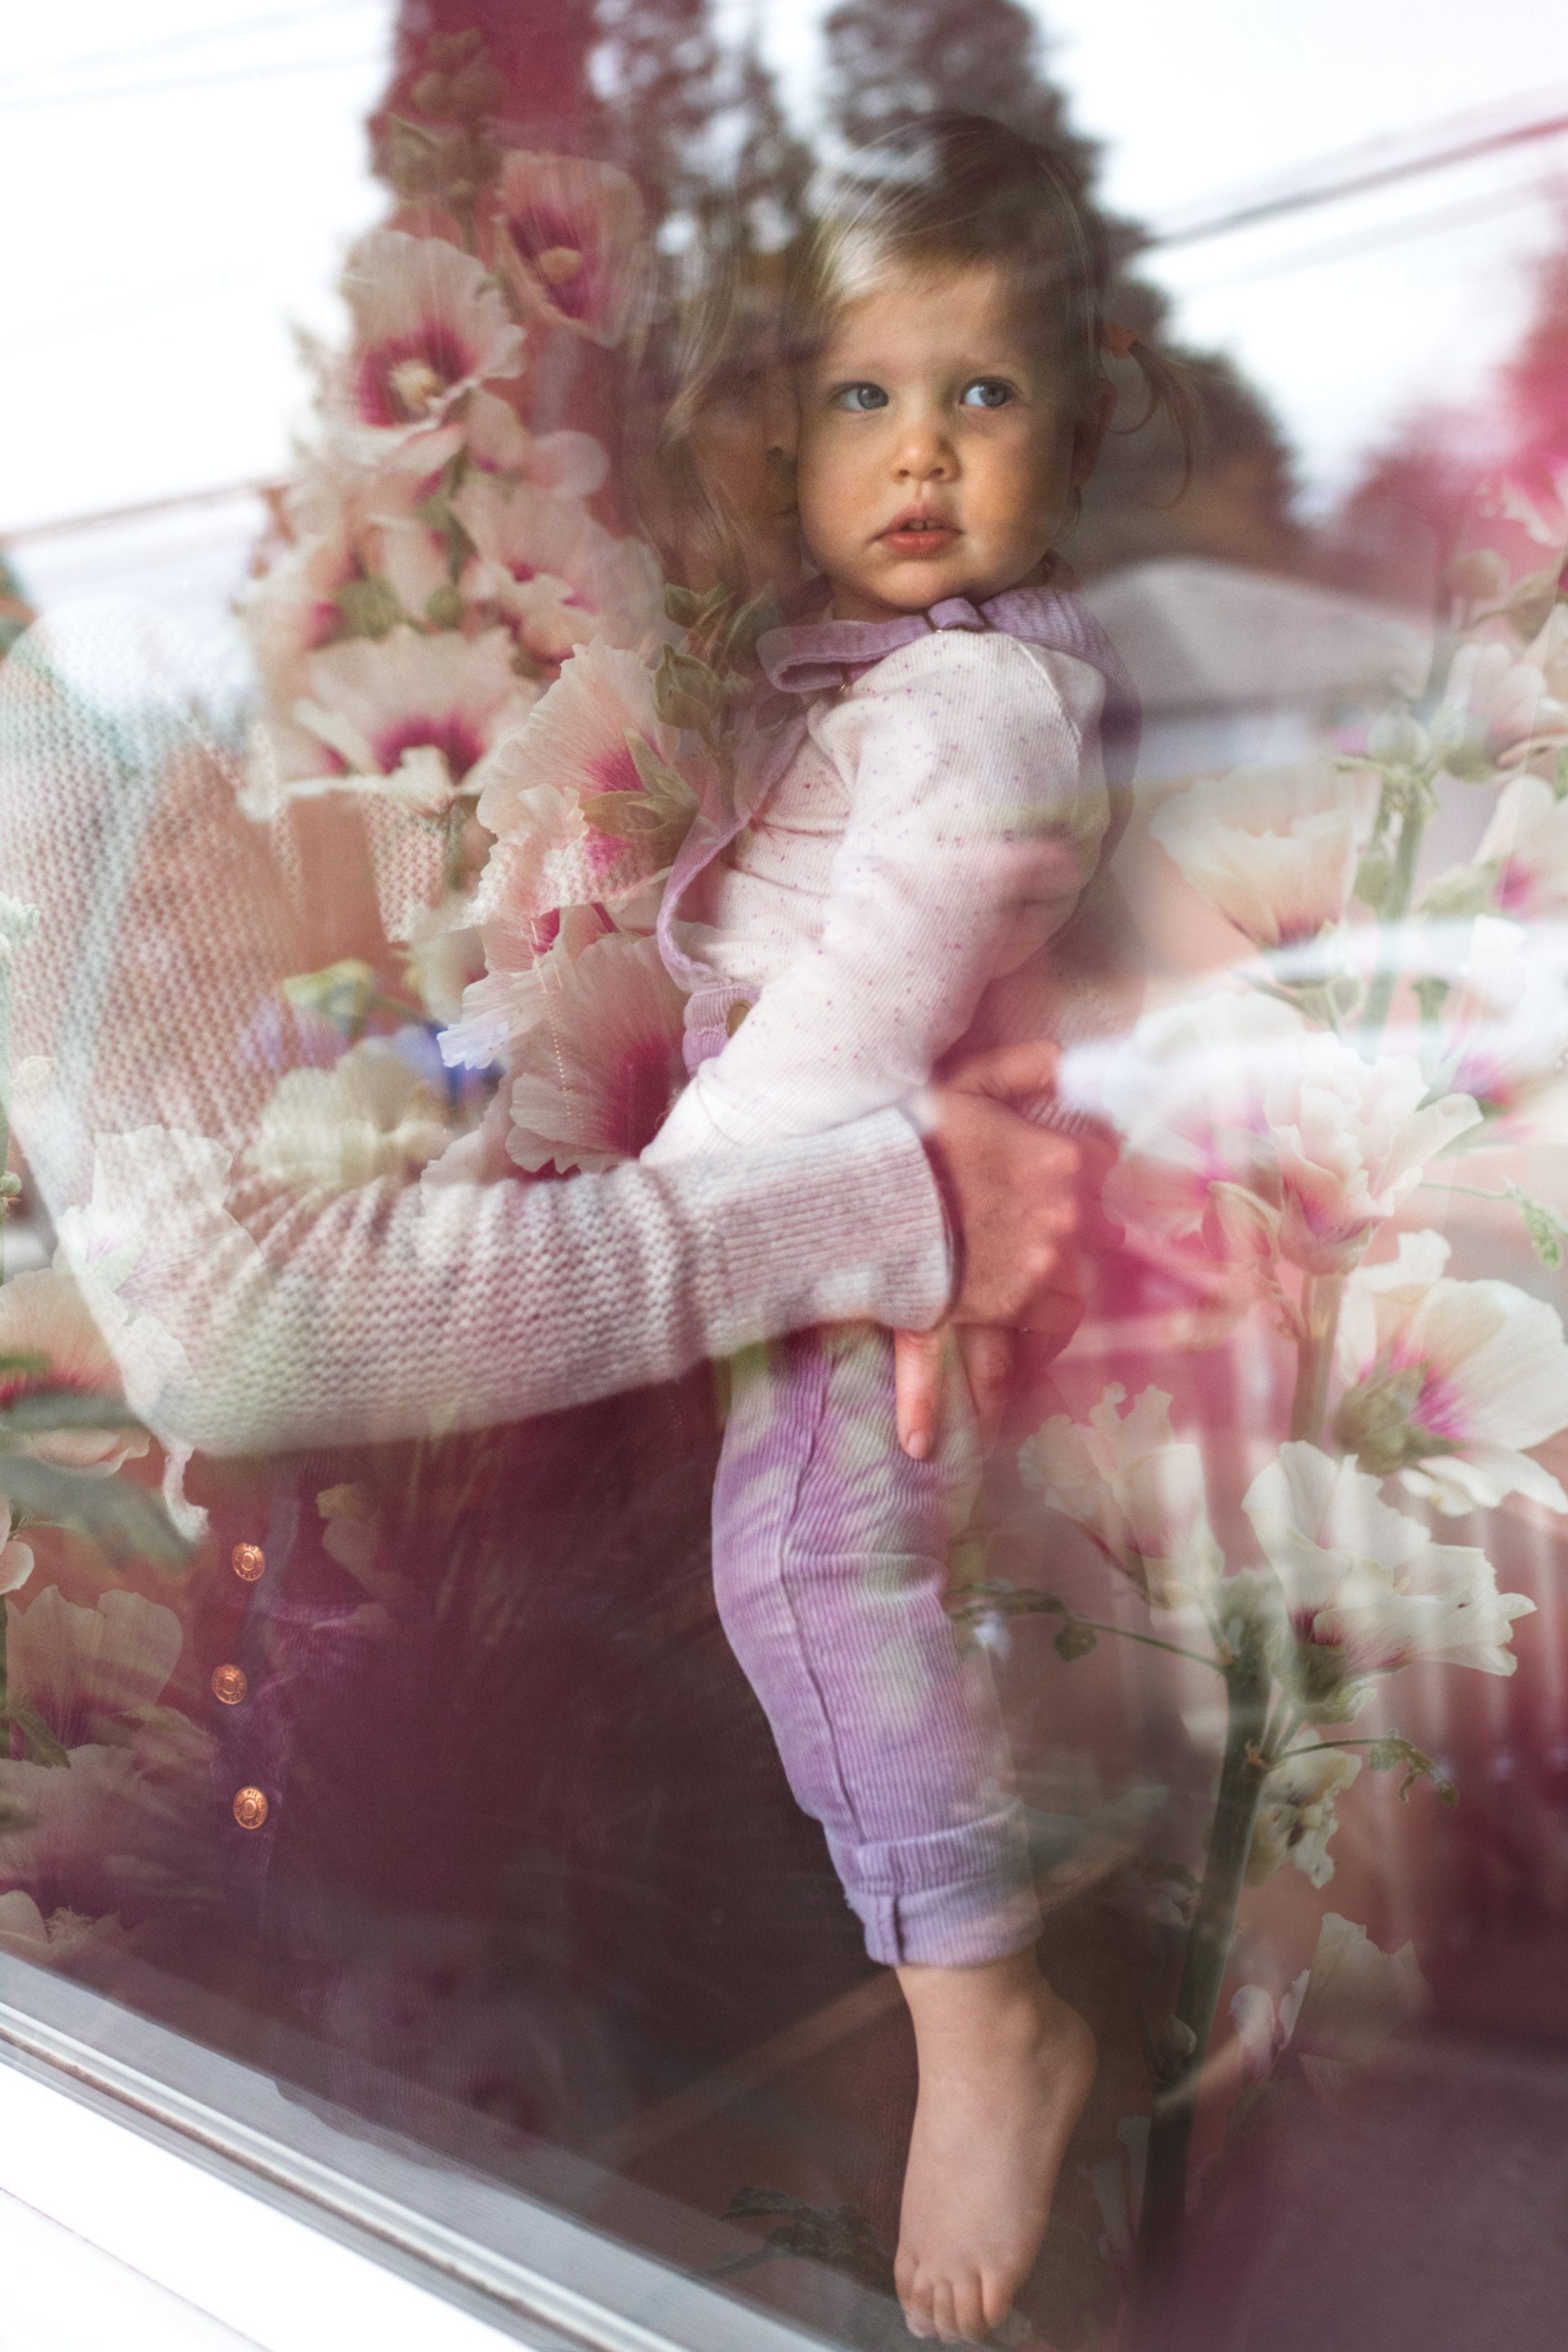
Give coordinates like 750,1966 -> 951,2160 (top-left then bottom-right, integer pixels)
893,424 -> 955,480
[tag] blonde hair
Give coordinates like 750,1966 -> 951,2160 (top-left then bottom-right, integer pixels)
786,114 -> 1194,492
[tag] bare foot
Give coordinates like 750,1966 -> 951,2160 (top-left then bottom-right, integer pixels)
894,1949 -> 1095,2343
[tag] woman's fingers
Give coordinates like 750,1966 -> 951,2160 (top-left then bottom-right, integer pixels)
925,1081 -> 1082,1327
957,1324 -> 1018,1448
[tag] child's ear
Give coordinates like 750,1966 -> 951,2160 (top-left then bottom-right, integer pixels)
1071,379 -> 1116,486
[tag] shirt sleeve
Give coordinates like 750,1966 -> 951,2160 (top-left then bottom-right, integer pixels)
645,633 -> 1110,1160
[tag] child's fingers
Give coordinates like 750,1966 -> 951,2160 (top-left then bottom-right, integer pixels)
894,1326 -> 946,1460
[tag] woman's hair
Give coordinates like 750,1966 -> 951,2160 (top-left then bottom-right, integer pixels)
786,113 -> 1194,482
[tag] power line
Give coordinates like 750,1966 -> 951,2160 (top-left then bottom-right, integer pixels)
0,48 -> 385,117
1171,171 -> 1559,300
4,1 -> 384,93
1144,82 -> 1568,253
2,481 -> 282,550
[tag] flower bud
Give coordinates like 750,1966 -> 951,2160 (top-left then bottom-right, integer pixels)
1367,706 -> 1430,768
1445,550 -> 1509,604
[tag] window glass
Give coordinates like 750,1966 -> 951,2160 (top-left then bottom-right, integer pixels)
4,8 -> 1568,2347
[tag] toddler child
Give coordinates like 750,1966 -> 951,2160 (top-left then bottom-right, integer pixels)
644,114 -> 1179,2343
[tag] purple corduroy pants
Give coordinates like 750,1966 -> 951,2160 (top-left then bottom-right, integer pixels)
711,1323 -> 1040,1968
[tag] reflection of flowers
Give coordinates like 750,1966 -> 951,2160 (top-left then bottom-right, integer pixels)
505,932 -> 689,1173
0,1502 -> 33,1597
472,641 -> 698,928
486,152 -> 648,347
1334,1229 -> 1568,1514
1438,914 -> 1568,1133
1432,624 -> 1568,769
1018,1384 -> 1221,1610
1247,1744 -> 1361,1889
1262,1038 -> 1480,1276
452,474 -> 660,663
1475,772 -> 1568,919
6,1585 -> 181,1749
1243,1443 -> 1535,1714
0,1270 -> 153,1473
1148,758 -> 1378,949
284,625 -> 533,818
335,229 -> 523,442
247,1038 -> 455,1192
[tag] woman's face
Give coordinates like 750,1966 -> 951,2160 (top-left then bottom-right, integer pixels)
683,358 -> 804,596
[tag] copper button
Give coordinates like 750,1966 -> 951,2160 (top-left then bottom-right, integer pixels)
232,1543 -> 265,1582
211,1664 -> 248,1706
232,1787 -> 269,1830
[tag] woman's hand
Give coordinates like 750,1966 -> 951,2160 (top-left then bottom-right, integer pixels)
895,1043 -> 1086,1461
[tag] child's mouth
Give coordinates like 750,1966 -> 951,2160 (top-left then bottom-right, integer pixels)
880,518 -> 960,557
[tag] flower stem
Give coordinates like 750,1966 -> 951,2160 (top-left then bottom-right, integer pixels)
1288,1274 -> 1343,1446
1358,788 -> 1432,1048
1128,1630 -> 1274,2343
1070,1617 -> 1229,1674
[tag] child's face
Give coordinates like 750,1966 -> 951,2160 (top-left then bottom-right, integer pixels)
795,262 -> 1107,623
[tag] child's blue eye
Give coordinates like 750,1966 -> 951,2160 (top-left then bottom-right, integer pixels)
961,379 -> 1013,410
835,383 -> 889,413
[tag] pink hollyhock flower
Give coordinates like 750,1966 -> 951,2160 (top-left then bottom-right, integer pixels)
1334,1229 -> 1568,1514
505,930 -> 690,1173
1431,625 -> 1568,771
1243,1442 -> 1535,1713
334,229 -> 524,447
485,153 -> 649,349
1435,914 -> 1568,1135
1018,1383 -> 1221,1610
286,625 -> 534,817
1262,1036 -> 1480,1276
1148,758 -> 1379,949
464,389 -> 609,495
471,640 -> 703,929
6,1584 -> 180,1750
451,474 -> 660,662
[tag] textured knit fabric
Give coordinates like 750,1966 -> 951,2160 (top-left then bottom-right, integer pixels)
0,600 -> 951,1457
644,593 -> 1136,1965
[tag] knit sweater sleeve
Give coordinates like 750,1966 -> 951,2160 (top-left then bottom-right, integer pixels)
646,632 -> 1110,1160
123,1110 -> 950,1455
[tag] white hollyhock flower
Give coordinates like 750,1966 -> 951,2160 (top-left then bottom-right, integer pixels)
333,229 -> 524,447
1430,633 -> 1568,770
506,931 -> 689,1173
485,152 -> 649,349
1247,1744 -> 1361,1889
1262,1035 -> 1480,1274
246,1038 -> 454,1194
1230,1912 -> 1426,2097
1475,772 -> 1568,921
0,1503 -> 33,1597
462,388 -> 609,496
1018,1384 -> 1221,1610
1435,914 -> 1568,1134
1148,758 -> 1379,949
1334,1229 -> 1568,1514
1243,1443 -> 1535,1713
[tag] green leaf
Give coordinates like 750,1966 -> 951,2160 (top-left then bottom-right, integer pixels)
663,584 -> 700,627
1368,1732 -> 1458,1807
1416,860 -> 1503,919
651,645 -> 722,733
624,729 -> 699,820
1053,1617 -> 1099,1663
0,1695 -> 68,1770
1505,1180 -> 1568,1271
721,585 -> 783,668
0,1353 -> 50,1382
0,1458 -> 195,1569
424,582 -> 464,631
0,1393 -> 145,1435
579,791 -> 668,843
